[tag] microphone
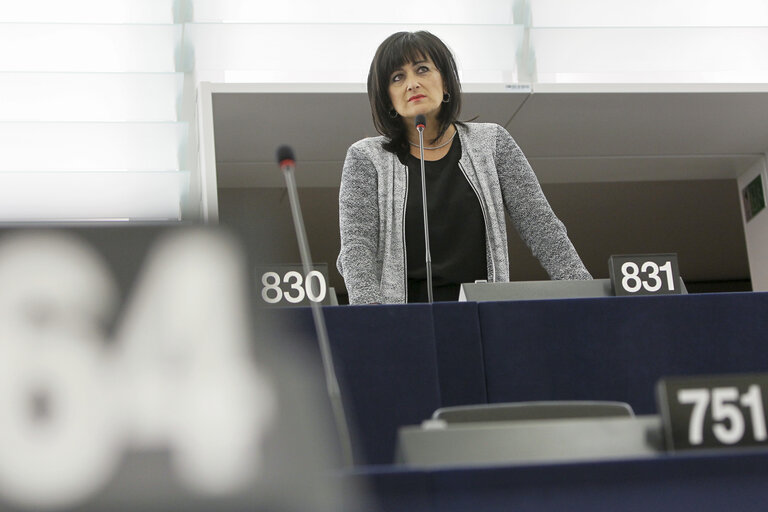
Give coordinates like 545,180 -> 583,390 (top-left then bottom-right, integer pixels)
275,145 -> 354,468
415,114 -> 426,131
276,145 -> 296,171
414,116 -> 434,303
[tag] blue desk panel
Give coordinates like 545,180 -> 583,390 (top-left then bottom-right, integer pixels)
478,292 -> 768,414
270,304 -> 442,465
347,450 -> 768,512
430,301 -> 487,407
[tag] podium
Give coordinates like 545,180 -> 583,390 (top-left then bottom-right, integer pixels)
459,278 -> 688,302
396,401 -> 664,468
397,415 -> 663,468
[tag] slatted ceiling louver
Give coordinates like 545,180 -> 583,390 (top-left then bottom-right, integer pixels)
189,0 -> 515,24
0,0 -> 174,24
0,73 -> 182,122
184,23 -> 524,84
0,0 -> 190,221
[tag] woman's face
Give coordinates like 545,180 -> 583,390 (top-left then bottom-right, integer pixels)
387,55 -> 445,124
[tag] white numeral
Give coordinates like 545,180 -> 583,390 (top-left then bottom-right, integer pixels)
261,272 -> 282,304
283,271 -> 305,303
641,261 -> 662,292
0,233 -> 120,508
260,270 -> 327,304
711,387 -> 744,445
741,385 -> 768,441
621,262 -> 643,292
678,385 -> 768,446
306,270 -> 327,303
678,388 -> 709,445
621,260 -> 675,293
658,261 -> 675,291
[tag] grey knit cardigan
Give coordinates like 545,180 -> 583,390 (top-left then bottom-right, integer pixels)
337,122 -> 591,305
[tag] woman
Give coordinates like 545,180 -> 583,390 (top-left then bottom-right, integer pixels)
338,31 -> 591,305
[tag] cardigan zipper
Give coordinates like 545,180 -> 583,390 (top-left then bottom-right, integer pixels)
401,163 -> 409,303
458,161 -> 495,282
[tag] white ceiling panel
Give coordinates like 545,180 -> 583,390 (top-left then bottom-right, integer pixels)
529,155 -> 761,183
508,89 -> 768,158
209,83 -> 758,291
211,84 -> 527,187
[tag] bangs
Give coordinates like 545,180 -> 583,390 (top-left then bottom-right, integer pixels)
379,34 -> 439,77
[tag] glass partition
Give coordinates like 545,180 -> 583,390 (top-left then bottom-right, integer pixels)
0,73 -> 182,122
0,123 -> 188,172
190,0 -> 515,24
185,23 -> 525,84
0,24 -> 181,72
531,27 -> 768,84
0,0 -> 175,24
528,0 -> 768,27
0,3 -> 189,221
0,172 -> 188,221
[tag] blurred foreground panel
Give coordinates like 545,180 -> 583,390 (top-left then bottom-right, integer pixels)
0,225 -> 368,512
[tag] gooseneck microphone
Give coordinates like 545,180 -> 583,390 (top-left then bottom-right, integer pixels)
276,145 -> 354,467
414,115 -> 434,303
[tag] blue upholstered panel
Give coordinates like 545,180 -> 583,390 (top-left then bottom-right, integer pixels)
271,304 -> 442,465
342,467 -> 433,512
352,451 -> 768,512
478,292 -> 768,414
431,302 -> 487,407
434,451 -> 768,511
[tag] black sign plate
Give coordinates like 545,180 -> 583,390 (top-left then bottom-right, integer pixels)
657,373 -> 768,452
254,263 -> 331,307
608,253 -> 682,296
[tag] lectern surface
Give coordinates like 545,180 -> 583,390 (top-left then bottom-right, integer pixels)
459,278 -> 687,302
459,279 -> 614,302
397,415 -> 663,468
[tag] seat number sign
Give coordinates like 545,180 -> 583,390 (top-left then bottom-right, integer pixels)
657,374 -> 768,451
255,264 -> 331,306
608,253 -> 682,296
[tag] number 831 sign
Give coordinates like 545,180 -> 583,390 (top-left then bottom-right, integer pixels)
608,253 -> 683,296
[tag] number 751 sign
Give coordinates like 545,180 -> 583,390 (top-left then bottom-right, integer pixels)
657,374 -> 768,452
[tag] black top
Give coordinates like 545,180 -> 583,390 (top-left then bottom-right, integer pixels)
405,136 -> 487,303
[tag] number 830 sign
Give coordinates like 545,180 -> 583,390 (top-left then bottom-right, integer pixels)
255,264 -> 331,306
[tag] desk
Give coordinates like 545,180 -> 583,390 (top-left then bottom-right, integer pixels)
478,292 -> 768,414
270,292 -> 768,465
343,450 -> 768,512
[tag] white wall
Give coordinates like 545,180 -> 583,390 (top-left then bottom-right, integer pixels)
738,156 -> 768,290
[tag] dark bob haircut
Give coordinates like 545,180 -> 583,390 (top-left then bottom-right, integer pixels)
367,31 -> 463,156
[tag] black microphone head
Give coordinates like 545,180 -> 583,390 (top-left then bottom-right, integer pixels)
276,145 -> 296,166
414,114 -> 426,129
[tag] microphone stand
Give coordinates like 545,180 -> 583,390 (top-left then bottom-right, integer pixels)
280,156 -> 354,469
416,121 -> 434,303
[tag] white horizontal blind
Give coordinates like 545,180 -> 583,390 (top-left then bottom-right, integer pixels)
0,0 -> 190,222
0,124 -> 187,171
528,0 -> 768,83
186,24 -> 525,85
0,74 -> 182,122
528,0 -> 768,27
191,0 -> 515,24
0,0 -> 175,24
0,25 -> 180,72
185,1 -> 525,85
185,0 -> 768,87
3,0 -> 764,221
